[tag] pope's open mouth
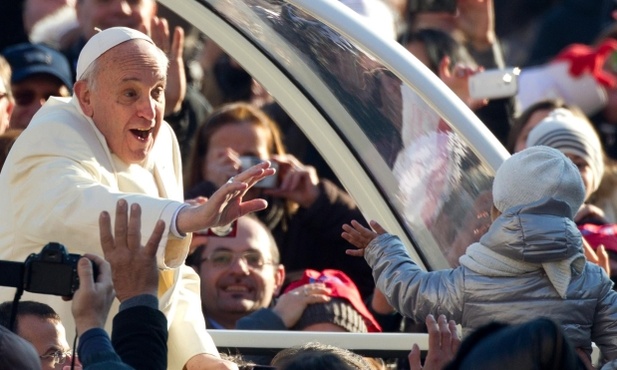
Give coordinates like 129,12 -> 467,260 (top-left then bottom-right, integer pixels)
130,128 -> 153,141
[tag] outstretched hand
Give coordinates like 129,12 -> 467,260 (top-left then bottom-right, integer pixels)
177,161 -> 276,234
409,314 -> 460,370
341,220 -> 387,257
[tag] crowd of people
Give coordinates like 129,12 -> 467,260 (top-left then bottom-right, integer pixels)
1,0 -> 617,369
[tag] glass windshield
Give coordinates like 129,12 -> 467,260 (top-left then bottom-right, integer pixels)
201,0 -> 499,269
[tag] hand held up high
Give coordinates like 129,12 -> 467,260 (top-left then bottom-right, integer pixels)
99,199 -> 163,302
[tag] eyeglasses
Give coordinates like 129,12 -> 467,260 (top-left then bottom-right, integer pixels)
201,250 -> 273,270
40,349 -> 72,366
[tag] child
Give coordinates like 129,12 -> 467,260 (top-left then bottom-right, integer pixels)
527,108 -> 616,279
342,146 -> 617,361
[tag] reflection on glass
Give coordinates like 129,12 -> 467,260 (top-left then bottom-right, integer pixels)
209,0 -> 494,268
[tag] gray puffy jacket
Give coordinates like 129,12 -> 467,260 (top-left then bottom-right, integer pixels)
365,201 -> 617,359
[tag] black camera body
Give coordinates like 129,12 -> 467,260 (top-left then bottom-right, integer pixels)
0,243 -> 87,297
24,243 -> 82,297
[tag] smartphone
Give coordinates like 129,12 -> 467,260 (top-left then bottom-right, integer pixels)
468,68 -> 520,100
407,0 -> 457,14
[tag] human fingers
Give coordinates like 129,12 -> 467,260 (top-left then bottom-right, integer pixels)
99,210 -> 114,256
408,343 -> 423,370
449,320 -> 461,354
425,314 -> 440,352
145,219 -> 166,258
277,167 -> 301,192
345,248 -> 365,257
113,199 -> 129,247
582,238 -> 600,264
274,285 -> 330,327
341,222 -> 371,249
438,315 -> 452,353
127,203 -> 142,251
438,56 -> 452,79
76,257 -> 95,292
353,219 -> 379,240
169,26 -> 184,60
207,152 -> 241,187
597,245 -> 611,276
369,220 -> 388,234
150,16 -> 170,53
233,161 -> 274,184
235,198 -> 269,217
185,196 -> 208,206
302,283 -> 330,296
83,253 -> 111,285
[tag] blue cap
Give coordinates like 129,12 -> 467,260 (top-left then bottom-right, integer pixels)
2,43 -> 73,92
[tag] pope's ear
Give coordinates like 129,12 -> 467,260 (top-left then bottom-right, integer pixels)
74,80 -> 93,117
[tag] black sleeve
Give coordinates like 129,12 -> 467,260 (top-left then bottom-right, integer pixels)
111,306 -> 168,370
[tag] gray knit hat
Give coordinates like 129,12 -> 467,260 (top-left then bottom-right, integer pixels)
492,146 -> 585,218
292,298 -> 368,333
526,108 -> 604,193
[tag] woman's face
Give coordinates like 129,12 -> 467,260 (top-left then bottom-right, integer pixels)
202,121 -> 271,182
514,108 -> 552,153
565,153 -> 595,200
206,121 -> 270,159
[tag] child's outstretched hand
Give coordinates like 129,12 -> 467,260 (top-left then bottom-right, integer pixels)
342,219 -> 387,257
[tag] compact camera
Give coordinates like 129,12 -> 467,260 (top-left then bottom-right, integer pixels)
0,243 -> 87,297
239,156 -> 279,189
468,68 -> 521,100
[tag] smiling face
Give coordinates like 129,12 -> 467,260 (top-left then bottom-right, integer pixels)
75,39 -> 167,164
195,216 -> 284,329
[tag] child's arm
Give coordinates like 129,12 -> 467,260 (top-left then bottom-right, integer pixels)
342,220 -> 387,257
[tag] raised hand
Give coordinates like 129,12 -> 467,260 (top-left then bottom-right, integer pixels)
341,220 -> 387,257
409,314 -> 460,370
150,16 -> 186,116
177,161 -> 276,234
99,199 -> 163,302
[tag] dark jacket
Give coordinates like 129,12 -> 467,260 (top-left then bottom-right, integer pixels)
112,306 -> 168,370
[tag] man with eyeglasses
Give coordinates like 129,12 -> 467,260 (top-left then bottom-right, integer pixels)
0,300 -> 81,370
187,215 -> 284,330
187,215 -> 331,330
1,43 -> 72,130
